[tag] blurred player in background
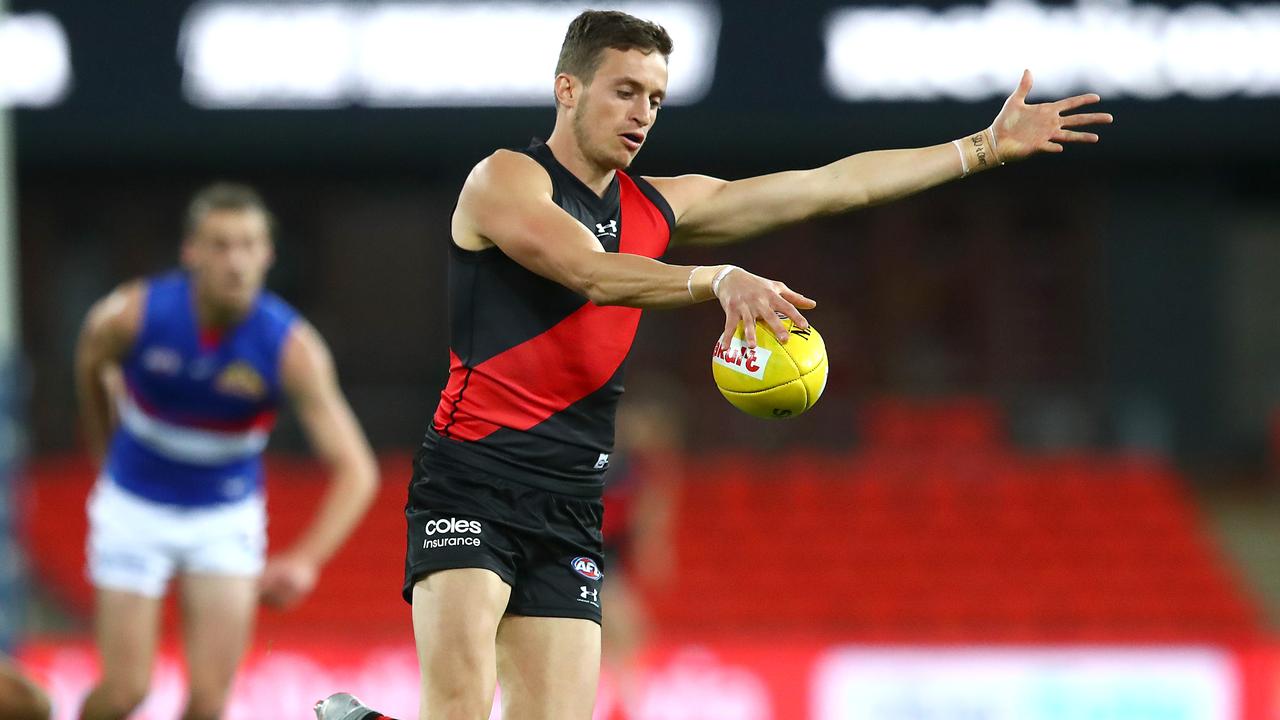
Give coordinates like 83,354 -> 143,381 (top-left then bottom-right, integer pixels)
317,8 -> 1110,720
75,183 -> 379,720
0,654 -> 50,720
599,386 -> 682,720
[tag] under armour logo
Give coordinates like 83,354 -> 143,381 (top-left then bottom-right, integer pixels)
595,220 -> 617,237
579,586 -> 599,603
593,453 -> 610,470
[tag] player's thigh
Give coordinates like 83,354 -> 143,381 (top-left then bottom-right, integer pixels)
86,479 -> 179,603
92,588 -> 163,691
178,573 -> 258,695
495,477 -> 604,719
495,615 -> 601,720
412,569 -> 511,715
86,482 -> 175,685
600,568 -> 645,663
174,495 -> 264,709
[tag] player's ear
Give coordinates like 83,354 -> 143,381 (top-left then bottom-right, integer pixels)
554,73 -> 579,108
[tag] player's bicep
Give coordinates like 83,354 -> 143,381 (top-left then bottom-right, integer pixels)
459,153 -> 606,293
658,171 -> 825,246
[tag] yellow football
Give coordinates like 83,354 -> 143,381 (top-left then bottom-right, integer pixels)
711,318 -> 827,419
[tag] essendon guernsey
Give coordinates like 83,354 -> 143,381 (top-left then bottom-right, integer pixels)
423,141 -> 675,496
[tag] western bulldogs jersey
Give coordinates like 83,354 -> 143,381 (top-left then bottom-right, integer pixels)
106,271 -> 298,506
425,140 -> 675,495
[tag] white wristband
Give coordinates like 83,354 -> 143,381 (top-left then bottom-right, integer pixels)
687,266 -> 702,300
711,265 -> 738,298
953,139 -> 969,177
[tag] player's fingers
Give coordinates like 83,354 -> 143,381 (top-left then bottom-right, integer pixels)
1040,140 -> 1065,153
779,287 -> 817,311
741,310 -> 759,348
1054,93 -> 1101,112
1054,129 -> 1098,143
1010,68 -> 1033,101
785,307 -> 812,335
760,306 -> 790,343
773,297 -> 809,331
720,315 -> 737,349
1062,112 -> 1113,127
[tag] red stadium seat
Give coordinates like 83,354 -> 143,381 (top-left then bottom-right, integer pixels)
650,448 -> 1264,643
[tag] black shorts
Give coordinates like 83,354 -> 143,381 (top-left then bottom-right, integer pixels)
402,451 -> 605,623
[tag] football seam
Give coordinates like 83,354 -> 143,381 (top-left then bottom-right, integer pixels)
717,357 -> 828,396
777,325 -> 824,378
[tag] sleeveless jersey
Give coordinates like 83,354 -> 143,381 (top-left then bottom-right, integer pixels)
105,271 -> 299,506
424,140 -> 675,496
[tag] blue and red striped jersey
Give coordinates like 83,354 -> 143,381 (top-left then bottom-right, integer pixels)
106,270 -> 298,505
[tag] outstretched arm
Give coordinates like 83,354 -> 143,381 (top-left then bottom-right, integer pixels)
655,70 -> 1113,246
456,150 -> 816,346
258,321 -> 379,609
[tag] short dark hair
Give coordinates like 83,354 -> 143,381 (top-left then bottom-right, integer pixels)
184,182 -> 274,237
555,10 -> 673,84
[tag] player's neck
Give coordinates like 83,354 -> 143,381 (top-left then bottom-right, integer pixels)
191,285 -> 253,330
545,131 -> 615,197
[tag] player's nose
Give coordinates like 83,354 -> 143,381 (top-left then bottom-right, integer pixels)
631,101 -> 652,127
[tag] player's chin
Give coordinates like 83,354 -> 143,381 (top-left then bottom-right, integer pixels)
218,285 -> 257,310
613,147 -> 638,169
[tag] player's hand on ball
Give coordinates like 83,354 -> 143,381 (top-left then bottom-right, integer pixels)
258,552 -> 320,609
715,268 -> 816,349
990,69 -> 1113,161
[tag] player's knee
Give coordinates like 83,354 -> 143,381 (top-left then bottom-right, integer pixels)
183,678 -> 234,720
424,642 -> 490,683
25,687 -> 52,720
420,656 -> 494,720
0,677 -> 52,720
422,690 -> 493,720
96,676 -> 150,716
180,698 -> 226,720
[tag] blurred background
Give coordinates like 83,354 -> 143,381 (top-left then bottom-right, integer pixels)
4,0 -> 1280,717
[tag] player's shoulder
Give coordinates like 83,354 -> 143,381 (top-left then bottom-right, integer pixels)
255,289 -> 302,336
278,316 -> 336,389
82,277 -> 147,345
95,277 -> 148,316
639,174 -> 726,223
640,173 -> 723,197
252,288 -> 307,353
464,148 -> 553,199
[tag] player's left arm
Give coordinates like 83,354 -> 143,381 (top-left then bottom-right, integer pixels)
652,70 -> 1113,246
259,320 -> 379,609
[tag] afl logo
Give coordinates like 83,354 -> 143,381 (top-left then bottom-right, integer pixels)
571,556 -> 602,580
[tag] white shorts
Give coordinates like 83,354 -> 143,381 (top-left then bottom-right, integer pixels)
86,477 -> 267,598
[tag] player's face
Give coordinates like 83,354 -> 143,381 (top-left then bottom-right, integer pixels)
573,48 -> 668,170
182,208 -> 274,312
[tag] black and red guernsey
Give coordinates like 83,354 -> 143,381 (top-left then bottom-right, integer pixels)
423,140 -> 675,496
